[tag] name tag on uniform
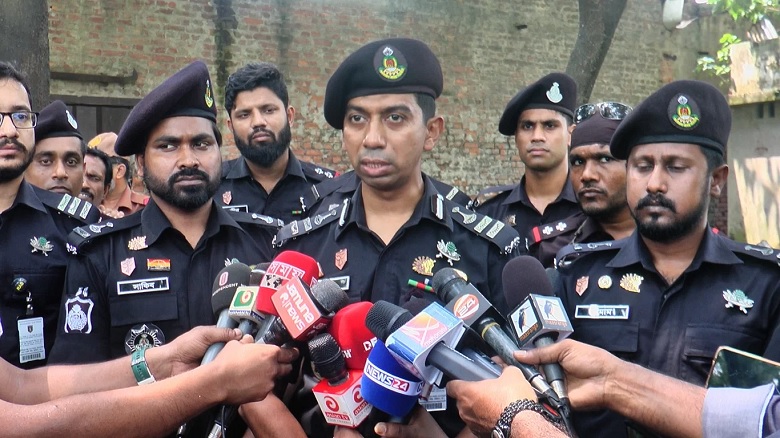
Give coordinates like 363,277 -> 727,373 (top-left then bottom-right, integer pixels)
326,275 -> 350,291
222,205 -> 249,213
117,277 -> 170,295
575,304 -> 629,320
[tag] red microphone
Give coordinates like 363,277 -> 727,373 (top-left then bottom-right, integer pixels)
328,302 -> 377,370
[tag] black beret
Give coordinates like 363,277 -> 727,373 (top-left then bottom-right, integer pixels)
570,113 -> 622,151
610,80 -> 730,160
115,60 -> 217,156
324,38 -> 443,129
34,100 -> 82,141
498,72 -> 577,135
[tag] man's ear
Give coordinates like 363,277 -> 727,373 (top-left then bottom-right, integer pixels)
134,155 -> 145,178
424,116 -> 445,152
287,106 -> 296,126
709,164 -> 729,198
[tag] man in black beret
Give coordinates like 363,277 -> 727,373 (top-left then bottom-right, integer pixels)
271,37 -> 521,438
554,80 -> 780,438
49,61 -> 286,435
25,100 -> 86,197
473,73 -> 583,265
0,62 -> 99,369
531,102 -> 635,267
217,62 -> 338,221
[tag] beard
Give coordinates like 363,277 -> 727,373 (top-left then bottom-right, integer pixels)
630,186 -> 708,243
235,123 -> 291,168
0,139 -> 33,182
143,166 -> 220,211
581,186 -> 627,222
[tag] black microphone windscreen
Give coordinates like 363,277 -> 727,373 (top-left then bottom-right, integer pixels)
312,279 -> 350,313
365,301 -> 413,341
502,256 -> 553,309
308,333 -> 346,380
402,297 -> 432,316
211,262 -> 251,315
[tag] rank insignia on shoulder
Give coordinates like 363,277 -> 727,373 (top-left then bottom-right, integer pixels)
124,323 -> 165,354
620,273 -> 643,293
30,236 -> 54,256
89,222 -> 114,234
412,256 -> 435,276
452,206 -> 476,224
66,243 -> 78,255
723,289 -> 754,314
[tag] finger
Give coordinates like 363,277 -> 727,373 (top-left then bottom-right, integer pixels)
445,379 -> 465,398
277,347 -> 300,363
239,334 -> 254,344
514,342 -> 566,365
196,326 -> 243,345
277,363 -> 293,377
374,421 -> 405,437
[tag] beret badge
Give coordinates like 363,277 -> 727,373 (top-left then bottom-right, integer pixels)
205,79 -> 214,108
546,82 -> 563,104
669,94 -> 700,130
375,46 -> 407,82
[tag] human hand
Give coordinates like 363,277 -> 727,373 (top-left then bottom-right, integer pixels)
446,366 -> 536,436
334,426 -> 364,438
98,204 -> 125,219
374,405 -> 447,438
145,326 -> 243,378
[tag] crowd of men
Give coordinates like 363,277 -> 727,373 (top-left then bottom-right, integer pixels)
1,32 -> 779,438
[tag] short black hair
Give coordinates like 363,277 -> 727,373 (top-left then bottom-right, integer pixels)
701,145 -> 726,174
0,61 -> 33,107
415,93 -> 436,123
225,62 -> 289,115
85,147 -> 113,189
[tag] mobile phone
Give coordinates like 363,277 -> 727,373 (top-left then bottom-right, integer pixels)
706,346 -> 780,388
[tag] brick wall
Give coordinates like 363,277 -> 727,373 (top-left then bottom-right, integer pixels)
47,0 -> 729,229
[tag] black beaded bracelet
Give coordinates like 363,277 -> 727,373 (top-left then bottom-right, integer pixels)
496,399 -> 568,436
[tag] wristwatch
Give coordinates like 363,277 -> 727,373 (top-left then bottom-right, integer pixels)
491,399 -> 565,438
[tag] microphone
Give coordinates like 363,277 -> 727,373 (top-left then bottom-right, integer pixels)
361,340 -> 424,418
256,277 -> 348,345
503,256 -> 574,410
365,301 -> 498,383
249,262 -> 271,286
432,267 -> 561,406
310,333 -> 372,427
201,262 -> 251,364
327,302 -> 377,370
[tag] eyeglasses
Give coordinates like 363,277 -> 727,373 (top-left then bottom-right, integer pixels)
574,102 -> 632,124
0,111 -> 38,129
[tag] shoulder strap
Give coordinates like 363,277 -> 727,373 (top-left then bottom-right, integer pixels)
556,239 -> 624,269
300,160 -> 339,182
470,183 -> 514,209
274,199 -> 347,248
41,192 -> 99,222
228,211 -> 285,229
68,214 -> 142,250
527,213 -> 587,245
723,238 -> 780,266
445,198 -> 520,255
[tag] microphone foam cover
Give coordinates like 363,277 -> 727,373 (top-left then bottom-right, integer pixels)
361,340 -> 422,418
365,301 -> 413,341
328,302 -> 376,370
308,333 -> 346,380
502,255 -> 553,309
211,262 -> 251,315
311,279 -> 349,313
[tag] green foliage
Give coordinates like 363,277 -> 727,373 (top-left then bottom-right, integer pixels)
696,0 -> 780,80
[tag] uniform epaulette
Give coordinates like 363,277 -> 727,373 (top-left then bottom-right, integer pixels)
723,238 -> 780,267
527,214 -> 587,247
556,239 -> 624,269
274,199 -> 346,248
443,197 -> 521,255
431,180 -> 471,206
229,211 -> 285,229
68,214 -> 141,250
468,183 -> 515,209
300,161 -> 338,183
40,192 -> 99,222
301,173 -> 352,213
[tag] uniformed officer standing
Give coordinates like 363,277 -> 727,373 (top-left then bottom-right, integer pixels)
555,80 -> 780,438
50,61 -> 280,365
25,100 -> 86,197
532,103 -> 635,267
0,62 -> 99,368
275,38 -> 520,437
473,73 -> 583,259
216,62 -> 337,221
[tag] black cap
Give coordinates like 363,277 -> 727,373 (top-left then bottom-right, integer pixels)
115,61 -> 217,156
570,113 -> 622,151
34,100 -> 82,141
324,38 -> 443,129
498,72 -> 577,135
610,80 -> 730,160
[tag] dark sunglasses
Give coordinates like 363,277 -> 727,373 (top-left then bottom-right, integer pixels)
574,102 -> 633,124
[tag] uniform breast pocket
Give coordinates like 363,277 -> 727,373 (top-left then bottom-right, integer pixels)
574,321 -> 640,359
3,268 -> 66,302
682,325 -> 764,381
108,293 -> 179,327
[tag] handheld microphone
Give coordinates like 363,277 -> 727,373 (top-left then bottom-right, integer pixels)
201,263 -> 251,364
361,340 -> 424,418
256,278 -> 348,345
432,267 -> 560,405
327,302 -> 377,370
503,256 -> 574,409
249,262 -> 271,286
310,333 -> 372,427
365,301 -> 497,384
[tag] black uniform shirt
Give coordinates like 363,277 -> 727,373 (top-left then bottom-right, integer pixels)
216,151 -> 336,222
277,176 -> 520,313
49,199 -> 279,363
529,213 -> 610,268
472,177 -> 582,255
0,182 -> 99,368
556,229 -> 780,438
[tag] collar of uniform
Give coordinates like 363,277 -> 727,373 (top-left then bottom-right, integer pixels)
573,215 -> 614,243
139,199 -> 243,247
13,181 -> 49,214
224,150 -> 305,182
333,175 -> 453,241
503,175 -> 578,206
606,226 -> 741,270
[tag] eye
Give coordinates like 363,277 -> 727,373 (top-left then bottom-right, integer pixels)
347,114 -> 365,124
519,122 -> 533,130
387,114 -> 404,123
570,157 -> 584,166
194,140 -> 213,149
12,112 -> 30,123
599,156 -> 614,164
66,158 -> 81,167
544,121 -> 556,129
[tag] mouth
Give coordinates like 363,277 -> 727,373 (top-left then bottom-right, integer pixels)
78,191 -> 94,202
359,158 -> 392,176
578,188 -> 605,197
251,131 -> 273,142
49,186 -> 72,195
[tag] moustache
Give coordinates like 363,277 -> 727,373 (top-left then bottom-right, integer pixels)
0,138 -> 26,152
249,128 -> 276,142
170,168 -> 209,184
637,194 -> 676,212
